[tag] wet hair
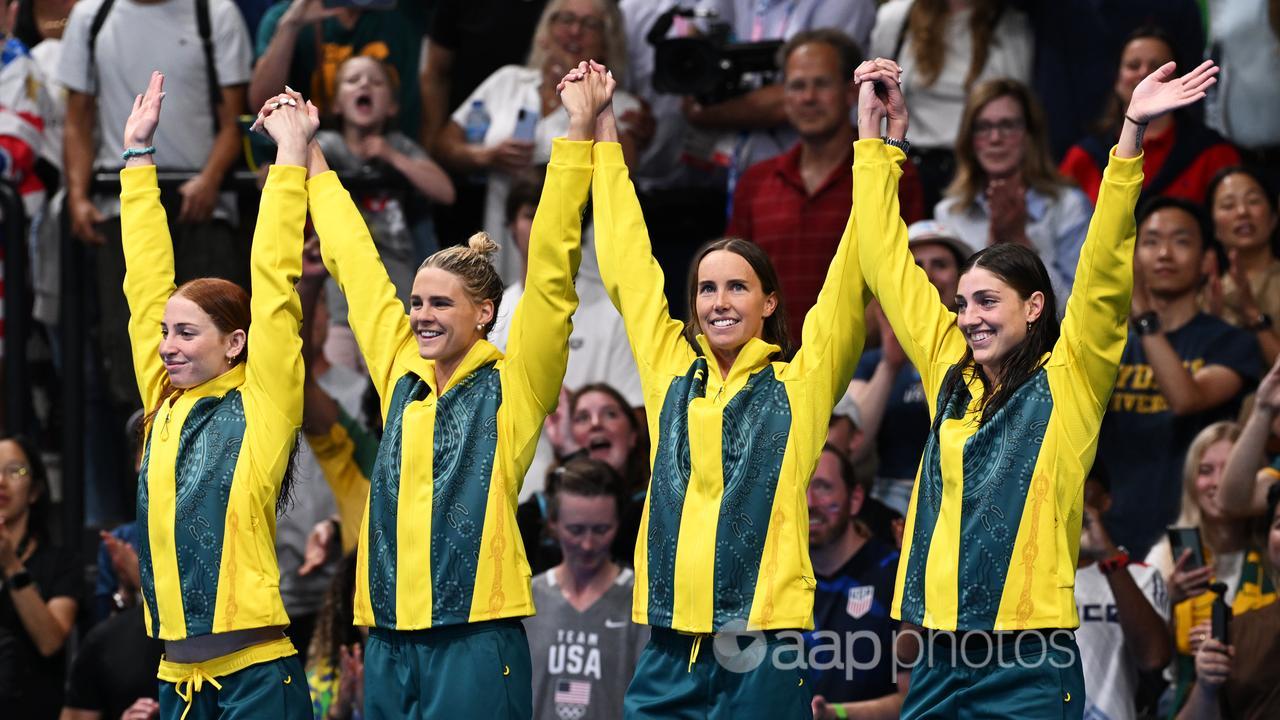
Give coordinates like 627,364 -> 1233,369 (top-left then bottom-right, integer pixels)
545,456 -> 623,522
684,238 -> 794,359
947,78 -> 1068,209
0,435 -> 51,543
418,232 -> 505,337
938,244 -> 1060,426
777,28 -> 863,82
1137,196 -> 1212,253
141,278 -> 300,516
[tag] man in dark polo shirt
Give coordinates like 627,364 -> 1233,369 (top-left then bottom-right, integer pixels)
726,28 -> 923,344
805,445 -> 907,720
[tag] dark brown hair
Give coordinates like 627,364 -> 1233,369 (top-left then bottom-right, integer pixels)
684,238 -> 793,359
907,0 -> 1005,90
546,456 -> 624,522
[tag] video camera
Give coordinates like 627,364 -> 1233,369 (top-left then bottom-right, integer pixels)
648,6 -> 782,106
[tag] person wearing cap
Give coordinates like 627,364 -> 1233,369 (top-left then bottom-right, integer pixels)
1072,467 -> 1171,720
848,220 -> 972,515
727,28 -> 924,345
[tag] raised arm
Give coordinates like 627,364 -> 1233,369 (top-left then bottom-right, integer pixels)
783,158 -> 868,407
501,65 -> 598,450
243,88 -> 313,426
851,61 -> 964,402
1220,357 -> 1280,517
304,133 -> 415,400
590,80 -> 693,380
1058,61 -> 1219,404
119,72 -> 175,412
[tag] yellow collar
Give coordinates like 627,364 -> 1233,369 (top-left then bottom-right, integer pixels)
695,334 -> 781,390
422,339 -> 505,396
181,362 -> 246,402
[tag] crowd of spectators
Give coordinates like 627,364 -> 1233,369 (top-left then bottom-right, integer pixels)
0,0 -> 1277,718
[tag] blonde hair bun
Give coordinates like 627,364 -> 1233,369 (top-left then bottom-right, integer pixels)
466,232 -> 500,261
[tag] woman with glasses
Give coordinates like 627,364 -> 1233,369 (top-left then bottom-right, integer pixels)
434,0 -> 643,285
0,435 -> 82,720
935,78 -> 1093,304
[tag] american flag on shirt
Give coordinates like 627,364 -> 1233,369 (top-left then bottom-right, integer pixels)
554,679 -> 591,706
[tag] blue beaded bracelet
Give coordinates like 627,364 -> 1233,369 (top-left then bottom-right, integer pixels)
121,145 -> 156,161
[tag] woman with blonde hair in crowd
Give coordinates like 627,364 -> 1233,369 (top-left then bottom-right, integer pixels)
435,0 -> 642,285
1146,421 -> 1277,711
935,78 -> 1092,304
273,63 -> 613,718
120,73 -> 314,719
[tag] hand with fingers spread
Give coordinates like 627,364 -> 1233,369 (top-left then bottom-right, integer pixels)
122,71 -> 166,160
1126,60 -> 1219,125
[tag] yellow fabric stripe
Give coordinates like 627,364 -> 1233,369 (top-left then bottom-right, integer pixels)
148,395 -> 189,639
923,403 -> 977,631
747,445 -> 816,630
397,400 -> 436,628
119,165 -> 175,413
469,452 -> 526,621
353,487 -> 375,625
674,399 -> 723,631
891,466 -> 924,619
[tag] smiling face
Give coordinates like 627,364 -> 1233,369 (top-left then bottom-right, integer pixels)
550,492 -> 618,575
409,267 -> 493,365
158,295 -> 244,389
543,0 -> 608,71
807,450 -> 860,549
1136,207 -> 1207,298
782,41 -> 854,143
1212,172 -> 1278,254
971,94 -> 1027,180
334,56 -> 397,131
1116,36 -> 1175,107
693,250 -> 778,361
955,266 -> 1044,376
0,440 -> 37,526
571,391 -> 637,474
1194,438 -> 1234,521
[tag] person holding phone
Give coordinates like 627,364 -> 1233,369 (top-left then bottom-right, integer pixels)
1144,421 -> 1278,711
434,0 -> 643,285
852,56 -> 1217,718
282,61 -> 608,719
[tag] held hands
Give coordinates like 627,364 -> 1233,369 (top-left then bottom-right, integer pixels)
853,58 -> 906,139
252,87 -> 321,164
1126,60 -> 1219,125
558,59 -> 617,141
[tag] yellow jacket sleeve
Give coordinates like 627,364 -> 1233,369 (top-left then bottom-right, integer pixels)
308,171 -> 416,407
120,165 -> 175,413
782,155 -> 869,409
591,142 -> 696,382
244,164 -> 307,432
306,411 -> 376,554
853,139 -> 967,409
502,138 -> 589,443
1053,148 -> 1143,408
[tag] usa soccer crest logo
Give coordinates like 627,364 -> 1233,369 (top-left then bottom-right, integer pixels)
846,586 -> 874,619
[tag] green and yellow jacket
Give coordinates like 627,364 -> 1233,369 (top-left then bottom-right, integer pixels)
855,139 -> 1143,631
592,142 -> 867,633
310,138 -> 589,629
122,164 -> 306,640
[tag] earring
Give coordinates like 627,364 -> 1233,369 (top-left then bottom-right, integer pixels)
1027,321 -> 1033,332
227,356 -> 235,366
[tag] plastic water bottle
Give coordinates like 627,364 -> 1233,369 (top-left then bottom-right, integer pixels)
463,100 -> 491,184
